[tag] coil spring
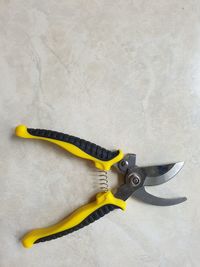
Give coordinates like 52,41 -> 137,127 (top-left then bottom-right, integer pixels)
98,170 -> 109,192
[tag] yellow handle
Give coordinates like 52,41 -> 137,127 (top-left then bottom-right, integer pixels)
15,125 -> 123,171
22,191 -> 126,248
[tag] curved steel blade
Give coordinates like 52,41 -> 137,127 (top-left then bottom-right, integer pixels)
143,162 -> 184,186
132,187 -> 187,206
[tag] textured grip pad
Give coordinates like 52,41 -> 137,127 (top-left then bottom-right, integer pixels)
34,204 -> 119,244
27,128 -> 119,161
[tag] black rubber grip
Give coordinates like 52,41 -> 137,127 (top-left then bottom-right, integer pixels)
34,204 -> 119,244
27,128 -> 119,161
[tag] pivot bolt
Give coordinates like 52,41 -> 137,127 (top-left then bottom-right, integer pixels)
133,177 -> 140,185
128,172 -> 141,187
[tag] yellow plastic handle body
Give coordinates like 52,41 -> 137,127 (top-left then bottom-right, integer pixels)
15,125 -> 123,171
22,191 -> 126,248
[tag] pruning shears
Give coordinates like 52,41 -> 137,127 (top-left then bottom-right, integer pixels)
15,125 -> 187,248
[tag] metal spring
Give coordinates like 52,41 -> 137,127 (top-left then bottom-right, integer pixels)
98,170 -> 109,192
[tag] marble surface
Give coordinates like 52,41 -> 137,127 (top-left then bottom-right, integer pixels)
0,1 -> 200,266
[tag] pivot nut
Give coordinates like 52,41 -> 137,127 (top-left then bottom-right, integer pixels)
128,172 -> 141,187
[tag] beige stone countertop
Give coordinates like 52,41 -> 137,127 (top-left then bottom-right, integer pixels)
0,1 -> 199,266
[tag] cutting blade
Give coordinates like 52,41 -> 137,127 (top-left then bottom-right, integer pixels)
143,162 -> 184,186
132,187 -> 187,206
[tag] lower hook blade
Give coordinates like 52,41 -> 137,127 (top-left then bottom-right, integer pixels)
132,187 -> 187,206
